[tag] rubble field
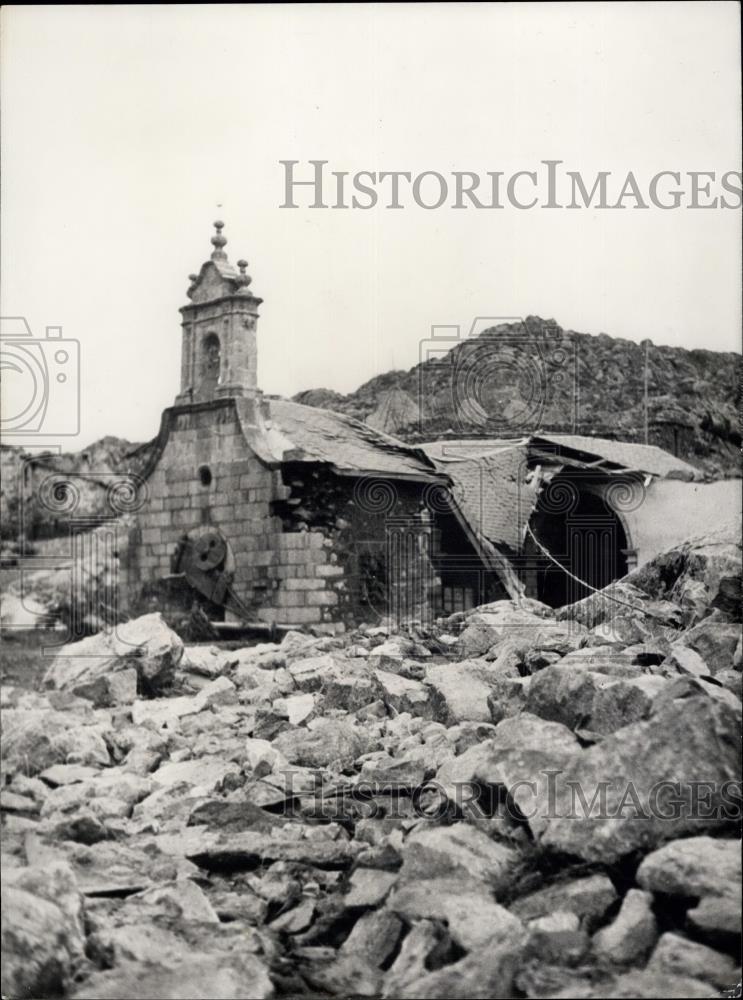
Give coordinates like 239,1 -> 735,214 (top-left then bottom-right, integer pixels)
1,528 -> 741,999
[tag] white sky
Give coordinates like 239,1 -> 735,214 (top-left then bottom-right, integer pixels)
1,2 -> 741,450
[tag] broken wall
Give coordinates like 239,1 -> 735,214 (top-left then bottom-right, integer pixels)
622,478 -> 742,568
124,400 -> 447,631
273,465 -> 442,628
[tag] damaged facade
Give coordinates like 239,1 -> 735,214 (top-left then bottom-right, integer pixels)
123,224 -> 498,631
422,434 -> 741,610
125,224 -> 741,628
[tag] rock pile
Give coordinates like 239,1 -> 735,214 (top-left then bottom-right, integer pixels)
1,542 -> 741,999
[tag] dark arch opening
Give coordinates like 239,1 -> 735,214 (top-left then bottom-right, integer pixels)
525,476 -> 629,608
199,332 -> 221,396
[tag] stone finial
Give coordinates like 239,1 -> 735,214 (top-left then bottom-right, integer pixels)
211,220 -> 227,259
236,259 -> 252,288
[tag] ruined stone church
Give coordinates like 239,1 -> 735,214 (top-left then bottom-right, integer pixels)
123,223 -> 738,632
122,223 -> 499,631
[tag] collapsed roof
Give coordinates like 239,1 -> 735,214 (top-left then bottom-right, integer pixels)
139,395 -> 446,486
262,398 -> 440,480
528,433 -> 701,480
419,433 -> 702,554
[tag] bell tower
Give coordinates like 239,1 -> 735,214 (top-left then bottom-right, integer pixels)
176,221 -> 262,404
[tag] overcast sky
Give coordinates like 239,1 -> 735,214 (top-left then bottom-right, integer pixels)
1,3 -> 741,451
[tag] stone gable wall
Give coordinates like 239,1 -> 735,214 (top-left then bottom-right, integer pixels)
124,402 -> 296,623
124,402 -> 440,632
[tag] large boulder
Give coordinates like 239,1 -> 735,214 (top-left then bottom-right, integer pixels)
384,924 -> 524,999
556,583 -> 683,645
489,712 -> 581,755
625,527 -> 742,623
388,876 -> 523,951
663,642 -> 712,679
456,601 -> 579,660
287,653 -> 342,692
536,693 -> 741,862
151,755 -> 240,794
40,769 -> 152,823
591,889 -> 657,965
359,751 -> 432,789
29,838 -> 198,896
635,836 -> 741,899
2,705 -> 111,776
424,661 -> 495,723
674,618 -> 742,675
686,894 -> 742,946
273,717 -> 368,769
510,873 -> 618,931
525,665 -> 665,735
434,733 -> 578,825
280,629 -> 323,661
398,823 -> 522,896
73,954 -> 274,1000
179,645 -> 237,682
525,666 -> 603,729
589,676 -> 668,735
646,932 -> 739,991
486,675 -> 531,721
338,909 -> 404,970
130,692 -> 208,730
185,830 -> 358,871
43,613 -> 183,704
374,669 -> 435,718
368,638 -> 429,674
2,861 -> 86,999
552,645 -> 658,677
321,662 -> 383,711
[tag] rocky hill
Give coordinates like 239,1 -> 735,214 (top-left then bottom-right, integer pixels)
0,437 -> 147,543
294,317 -> 741,478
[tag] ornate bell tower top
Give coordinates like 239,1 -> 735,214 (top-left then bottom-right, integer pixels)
176,221 -> 262,405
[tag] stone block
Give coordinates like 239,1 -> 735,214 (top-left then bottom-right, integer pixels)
284,578 -> 323,591
276,591 -> 305,608
307,590 -> 338,607
316,564 -> 345,578
283,607 -> 322,624
172,510 -> 195,528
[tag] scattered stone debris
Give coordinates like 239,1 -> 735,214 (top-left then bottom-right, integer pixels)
1,538 -> 741,999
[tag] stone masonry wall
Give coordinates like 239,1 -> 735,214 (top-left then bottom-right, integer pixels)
125,401 -> 440,632
124,401 -> 291,622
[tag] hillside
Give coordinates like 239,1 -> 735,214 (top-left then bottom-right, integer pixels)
0,437 -> 147,542
294,316 -> 741,478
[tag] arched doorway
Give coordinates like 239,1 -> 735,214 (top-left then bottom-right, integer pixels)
525,472 -> 630,608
